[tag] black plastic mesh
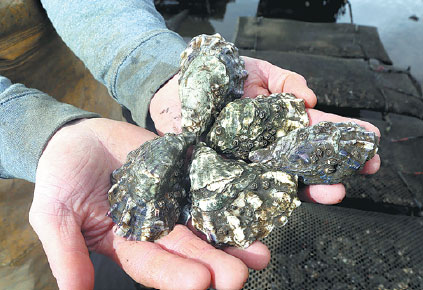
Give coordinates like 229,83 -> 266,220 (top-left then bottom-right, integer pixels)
344,165 -> 422,211
245,203 -> 423,290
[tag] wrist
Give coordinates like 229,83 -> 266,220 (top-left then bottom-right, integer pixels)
113,32 -> 185,128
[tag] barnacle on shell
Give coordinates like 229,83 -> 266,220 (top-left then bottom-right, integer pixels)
207,93 -> 308,160
249,122 -> 379,184
179,33 -> 248,137
107,33 -> 381,249
107,133 -> 193,241
189,144 -> 300,248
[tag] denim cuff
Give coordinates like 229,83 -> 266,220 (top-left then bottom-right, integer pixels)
111,31 -> 185,126
0,76 -> 12,93
0,82 -> 100,181
40,0 -> 186,128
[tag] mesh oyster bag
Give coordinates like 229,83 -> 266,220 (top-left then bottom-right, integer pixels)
245,203 -> 423,290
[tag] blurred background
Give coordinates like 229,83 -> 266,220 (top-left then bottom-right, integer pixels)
156,0 -> 423,86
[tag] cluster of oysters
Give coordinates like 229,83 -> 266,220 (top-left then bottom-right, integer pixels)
107,34 -> 379,248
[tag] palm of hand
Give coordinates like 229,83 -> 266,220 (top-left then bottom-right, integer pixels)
30,118 -> 269,290
31,57 -> 380,290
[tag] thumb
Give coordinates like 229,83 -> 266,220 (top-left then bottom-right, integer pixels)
29,191 -> 94,290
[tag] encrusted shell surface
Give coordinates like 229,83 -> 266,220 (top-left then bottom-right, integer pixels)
179,33 -> 248,137
189,144 -> 300,248
206,93 -> 308,160
107,33 -> 380,249
107,133 -> 192,241
249,122 -> 379,184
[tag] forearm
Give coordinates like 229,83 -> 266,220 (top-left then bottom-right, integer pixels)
0,76 -> 99,181
40,0 -> 186,127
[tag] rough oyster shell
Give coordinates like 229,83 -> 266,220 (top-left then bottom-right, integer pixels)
179,33 -> 248,137
107,133 -> 192,241
249,122 -> 379,184
107,33 -> 380,249
207,93 -> 308,160
189,144 -> 300,248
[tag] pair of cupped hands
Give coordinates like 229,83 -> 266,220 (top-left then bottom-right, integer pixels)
30,57 -> 380,290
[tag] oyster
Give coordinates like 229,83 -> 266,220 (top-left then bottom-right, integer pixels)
207,93 -> 308,160
189,144 -> 300,248
107,133 -> 192,241
179,33 -> 248,137
249,122 -> 379,184
107,33 -> 380,249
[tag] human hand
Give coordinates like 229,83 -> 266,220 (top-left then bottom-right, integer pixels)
149,56 -> 317,136
150,56 -> 381,205
243,57 -> 380,203
29,118 -> 270,290
299,109 -> 381,204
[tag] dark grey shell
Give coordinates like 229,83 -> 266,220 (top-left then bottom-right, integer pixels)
249,122 -> 379,184
179,33 -> 248,137
107,33 -> 380,249
107,133 -> 192,241
189,144 -> 300,248
206,93 -> 308,160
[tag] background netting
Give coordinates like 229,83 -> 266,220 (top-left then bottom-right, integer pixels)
245,203 -> 423,290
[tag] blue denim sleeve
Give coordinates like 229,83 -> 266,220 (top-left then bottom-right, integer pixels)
40,0 -> 186,127
0,76 -> 100,181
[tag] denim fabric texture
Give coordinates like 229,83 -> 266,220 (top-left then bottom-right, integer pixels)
1,0 -> 186,181
0,81 -> 100,181
40,0 -> 186,126
0,76 -> 12,93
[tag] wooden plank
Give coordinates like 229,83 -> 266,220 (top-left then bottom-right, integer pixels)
235,17 -> 392,64
241,49 -> 423,119
344,114 -> 423,210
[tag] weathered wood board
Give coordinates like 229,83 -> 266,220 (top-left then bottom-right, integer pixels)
241,50 -> 423,119
344,113 -> 423,211
235,17 -> 392,64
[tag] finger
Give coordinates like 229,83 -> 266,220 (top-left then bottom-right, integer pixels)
264,63 -> 317,108
223,241 -> 271,270
242,85 -> 270,99
307,109 -> 381,137
29,201 -> 94,290
242,56 -> 317,108
108,230 -> 211,290
360,154 -> 381,174
299,183 -> 346,204
307,108 -> 381,173
157,225 -> 249,290
273,70 -> 318,108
